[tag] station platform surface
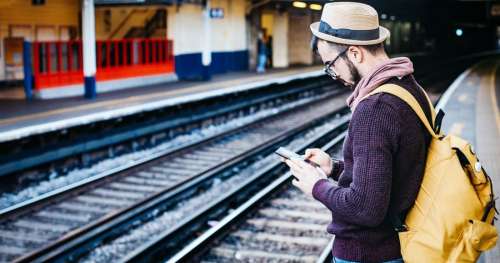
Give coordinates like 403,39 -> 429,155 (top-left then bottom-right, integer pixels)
436,58 -> 500,263
0,66 -> 322,142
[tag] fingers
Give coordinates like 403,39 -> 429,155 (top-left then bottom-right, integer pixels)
284,159 -> 307,181
284,159 -> 300,171
304,148 -> 321,158
304,149 -> 314,159
306,148 -> 329,160
285,158 -> 306,170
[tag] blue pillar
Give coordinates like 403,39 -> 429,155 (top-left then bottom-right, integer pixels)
84,76 -> 96,99
201,65 -> 211,81
22,41 -> 33,100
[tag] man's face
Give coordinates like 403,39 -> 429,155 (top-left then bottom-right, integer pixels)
317,40 -> 361,89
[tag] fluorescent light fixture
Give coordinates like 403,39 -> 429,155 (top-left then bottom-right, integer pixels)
309,4 -> 322,10
456,28 -> 463,37
292,1 -> 307,8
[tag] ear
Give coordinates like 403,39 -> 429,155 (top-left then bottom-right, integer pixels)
348,46 -> 363,64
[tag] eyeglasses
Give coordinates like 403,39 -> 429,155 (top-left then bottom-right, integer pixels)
323,47 -> 349,80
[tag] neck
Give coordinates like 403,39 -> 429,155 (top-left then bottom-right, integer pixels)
359,53 -> 390,78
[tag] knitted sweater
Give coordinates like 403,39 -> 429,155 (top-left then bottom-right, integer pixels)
312,75 -> 432,262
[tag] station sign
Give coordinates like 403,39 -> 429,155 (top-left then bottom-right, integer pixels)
210,8 -> 224,19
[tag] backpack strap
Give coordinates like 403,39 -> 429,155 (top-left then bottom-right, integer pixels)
359,84 -> 441,139
417,85 -> 437,129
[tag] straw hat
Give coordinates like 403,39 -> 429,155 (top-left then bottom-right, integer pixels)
310,2 -> 390,45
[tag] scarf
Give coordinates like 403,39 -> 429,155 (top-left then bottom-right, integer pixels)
346,57 -> 414,111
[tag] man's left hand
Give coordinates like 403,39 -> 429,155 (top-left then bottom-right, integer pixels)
283,157 -> 327,197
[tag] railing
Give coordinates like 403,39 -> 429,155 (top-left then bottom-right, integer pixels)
33,41 -> 83,89
96,38 -> 174,81
32,38 -> 174,90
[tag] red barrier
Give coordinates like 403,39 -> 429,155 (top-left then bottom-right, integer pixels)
32,38 -> 175,90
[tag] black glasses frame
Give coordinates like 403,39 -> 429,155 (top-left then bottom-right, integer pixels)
323,47 -> 349,80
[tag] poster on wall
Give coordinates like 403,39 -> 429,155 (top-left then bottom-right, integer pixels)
4,37 -> 24,80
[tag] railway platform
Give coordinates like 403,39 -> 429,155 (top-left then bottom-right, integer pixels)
436,58 -> 500,263
0,65 -> 322,142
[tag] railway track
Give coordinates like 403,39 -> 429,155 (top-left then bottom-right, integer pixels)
204,190 -> 333,263
166,130 -> 346,263
0,89 -> 349,262
0,76 -> 332,195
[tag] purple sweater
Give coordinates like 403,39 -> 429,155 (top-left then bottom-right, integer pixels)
312,75 -> 432,262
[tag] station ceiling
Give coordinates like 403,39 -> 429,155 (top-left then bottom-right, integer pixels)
94,0 -> 500,28
252,0 -> 500,24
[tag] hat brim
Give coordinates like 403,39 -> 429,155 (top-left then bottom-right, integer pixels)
310,21 -> 390,46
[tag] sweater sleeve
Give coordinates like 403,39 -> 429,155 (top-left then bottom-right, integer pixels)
312,99 -> 401,227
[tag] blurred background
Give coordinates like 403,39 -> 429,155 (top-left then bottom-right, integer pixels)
0,1 -> 498,263
0,0 -> 498,99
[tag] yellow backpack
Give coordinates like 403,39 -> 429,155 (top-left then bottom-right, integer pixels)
364,84 -> 498,262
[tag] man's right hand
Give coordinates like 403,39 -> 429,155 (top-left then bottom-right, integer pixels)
304,148 -> 332,177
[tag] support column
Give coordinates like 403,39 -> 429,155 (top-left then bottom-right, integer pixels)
247,9 -> 260,71
288,12 -> 313,65
202,0 -> 212,80
22,41 -> 33,100
272,11 -> 289,68
82,0 -> 97,99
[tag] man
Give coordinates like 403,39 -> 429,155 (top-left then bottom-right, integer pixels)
283,2 -> 433,263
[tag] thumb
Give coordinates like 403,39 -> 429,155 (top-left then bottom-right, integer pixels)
304,149 -> 315,159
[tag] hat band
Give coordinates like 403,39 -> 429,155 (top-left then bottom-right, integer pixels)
319,21 -> 380,41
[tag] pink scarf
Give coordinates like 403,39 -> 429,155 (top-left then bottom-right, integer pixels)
346,57 -> 414,111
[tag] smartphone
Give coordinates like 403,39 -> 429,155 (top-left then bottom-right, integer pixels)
275,147 -> 325,173
275,147 -> 305,161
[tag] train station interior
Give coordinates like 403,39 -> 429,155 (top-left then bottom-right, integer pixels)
0,0 -> 499,262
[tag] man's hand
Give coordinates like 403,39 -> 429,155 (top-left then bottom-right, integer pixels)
304,148 -> 332,177
283,157 -> 327,197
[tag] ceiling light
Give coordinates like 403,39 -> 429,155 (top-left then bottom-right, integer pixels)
292,1 -> 307,8
309,4 -> 322,10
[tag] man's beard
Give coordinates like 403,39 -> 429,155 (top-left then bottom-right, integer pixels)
344,57 -> 361,89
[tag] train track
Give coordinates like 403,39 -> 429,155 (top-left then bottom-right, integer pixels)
201,188 -> 334,263
166,131 -> 345,263
0,76 -> 332,193
77,121 -> 347,262
0,89 -> 349,262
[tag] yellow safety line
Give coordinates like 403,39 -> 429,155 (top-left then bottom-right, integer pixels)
0,68 -> 312,126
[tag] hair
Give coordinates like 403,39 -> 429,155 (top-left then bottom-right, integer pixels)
310,35 -> 385,56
